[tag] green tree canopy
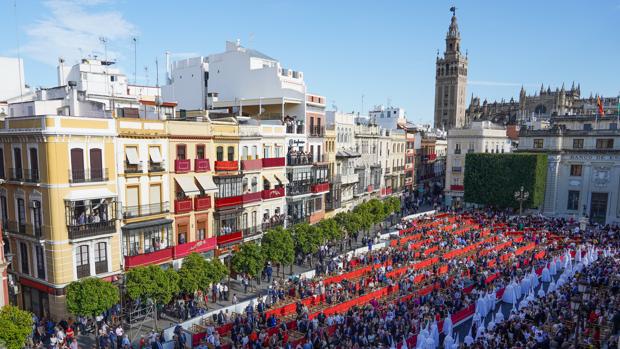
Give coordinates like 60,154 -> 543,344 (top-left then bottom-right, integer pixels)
231,243 -> 265,278
366,198 -> 387,224
0,305 -> 33,349
125,265 -> 180,305
384,196 -> 401,215
292,223 -> 322,255
261,226 -> 295,268
316,218 -> 343,243
66,278 -> 119,318
335,211 -> 362,238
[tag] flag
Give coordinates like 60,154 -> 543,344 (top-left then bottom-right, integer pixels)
597,96 -> 604,116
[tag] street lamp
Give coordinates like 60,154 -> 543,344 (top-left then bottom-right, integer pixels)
514,186 -> 530,216
573,280 -> 591,348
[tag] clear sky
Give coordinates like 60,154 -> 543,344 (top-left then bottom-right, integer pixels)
1,0 -> 619,124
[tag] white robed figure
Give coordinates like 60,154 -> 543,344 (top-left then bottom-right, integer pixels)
501,283 -> 515,304
541,266 -> 551,283
442,313 -> 453,338
494,308 -> 504,323
431,319 -> 439,347
443,333 -> 454,349
520,276 -> 531,294
549,260 -> 557,276
464,326 -> 474,346
530,270 -> 539,289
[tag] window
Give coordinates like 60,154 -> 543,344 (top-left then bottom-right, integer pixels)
275,146 -> 281,158
90,148 -> 103,180
573,139 -> 584,149
29,148 -> 39,179
227,146 -> 235,161
196,145 -> 205,159
567,191 -> 580,211
35,245 -> 45,280
610,123 -> 618,130
583,124 -> 592,131
76,245 -> 90,278
215,177 -> 242,198
242,146 -> 248,161
314,197 -> 322,211
533,139 -> 544,149
20,242 -> 29,274
454,144 -> 461,154
70,148 -> 84,181
216,146 -> 224,161
596,139 -> 614,149
32,200 -> 42,236
13,147 -> 22,179
17,198 -> 26,229
0,196 -> 7,229
570,164 -> 582,177
264,146 -> 271,159
94,242 -> 108,274
0,148 -> 4,179
251,177 -> 258,192
196,221 -> 206,240
176,144 -> 186,160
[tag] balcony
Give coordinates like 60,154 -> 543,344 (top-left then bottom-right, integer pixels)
286,124 -> 305,135
67,220 -> 116,240
214,194 -> 243,209
385,168 -> 391,174
313,154 -> 328,164
450,185 -> 464,191
8,168 -> 38,182
261,187 -> 285,200
311,182 -> 330,194
241,159 -> 262,171
242,225 -> 262,240
95,260 -> 108,274
174,197 -> 193,214
454,149 -> 462,155
6,221 -> 43,239
173,237 -> 217,259
406,149 -> 414,155
261,216 -> 285,231
69,168 -> 109,183
217,231 -> 243,246
242,191 -> 262,205
341,173 -> 359,185
8,168 -> 23,181
214,160 -> 238,172
287,181 -> 311,196
194,159 -> 211,172
452,166 -> 462,173
124,246 -> 174,269
262,157 -> 285,168
194,195 -> 212,211
123,202 -> 170,219
287,154 -> 313,166
149,162 -> 166,173
309,125 -> 325,137
76,265 -> 91,279
175,159 -> 191,173
125,163 -> 143,174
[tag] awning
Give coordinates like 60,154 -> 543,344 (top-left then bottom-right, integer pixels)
122,218 -> 173,231
348,151 -> 362,158
175,177 -> 200,194
64,188 -> 117,201
195,174 -> 218,192
336,150 -> 349,158
125,147 -> 139,165
149,147 -> 163,163
275,173 -> 289,185
263,174 -> 277,185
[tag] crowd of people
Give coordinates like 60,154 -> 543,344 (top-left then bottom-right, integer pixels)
23,208 -> 620,349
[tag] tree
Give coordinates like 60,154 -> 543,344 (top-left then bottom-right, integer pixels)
0,306 -> 33,349
385,196 -> 401,215
231,243 -> 265,288
316,218 -> 343,244
353,205 -> 374,238
367,199 -> 388,224
292,223 -> 322,265
125,265 -> 180,330
261,226 -> 295,278
206,258 -> 229,285
335,211 -> 362,243
178,253 -> 210,294
66,278 -> 119,348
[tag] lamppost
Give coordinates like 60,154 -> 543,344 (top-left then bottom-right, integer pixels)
514,186 -> 529,216
572,278 -> 591,347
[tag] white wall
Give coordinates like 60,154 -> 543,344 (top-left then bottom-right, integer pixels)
0,57 -> 26,101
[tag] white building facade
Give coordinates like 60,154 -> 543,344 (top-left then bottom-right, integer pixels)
445,121 -> 511,207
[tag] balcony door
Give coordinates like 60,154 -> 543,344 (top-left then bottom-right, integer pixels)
70,148 -> 84,182
13,148 -> 22,180
29,148 -> 38,181
89,148 -> 102,180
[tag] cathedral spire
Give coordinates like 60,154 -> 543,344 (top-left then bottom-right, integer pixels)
445,7 -> 461,54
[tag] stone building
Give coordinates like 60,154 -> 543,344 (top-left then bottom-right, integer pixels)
434,9 -> 468,130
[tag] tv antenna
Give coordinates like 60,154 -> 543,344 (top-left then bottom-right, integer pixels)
132,37 -> 138,84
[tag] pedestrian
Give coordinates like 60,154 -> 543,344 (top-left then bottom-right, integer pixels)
232,293 -> 238,305
223,283 -> 229,301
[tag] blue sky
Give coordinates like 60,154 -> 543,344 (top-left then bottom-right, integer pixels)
1,0 -> 619,124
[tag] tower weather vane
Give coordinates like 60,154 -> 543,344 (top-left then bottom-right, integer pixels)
450,6 -> 457,16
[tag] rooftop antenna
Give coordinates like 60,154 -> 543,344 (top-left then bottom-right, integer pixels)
361,94 -> 365,115
164,51 -> 171,84
13,0 -> 24,98
144,66 -> 149,85
99,36 -> 109,94
155,57 -> 159,88
132,37 -> 138,84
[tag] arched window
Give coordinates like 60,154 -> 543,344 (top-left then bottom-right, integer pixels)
227,146 -> 234,161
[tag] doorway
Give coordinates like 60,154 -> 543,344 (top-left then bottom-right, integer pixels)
590,192 -> 608,224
